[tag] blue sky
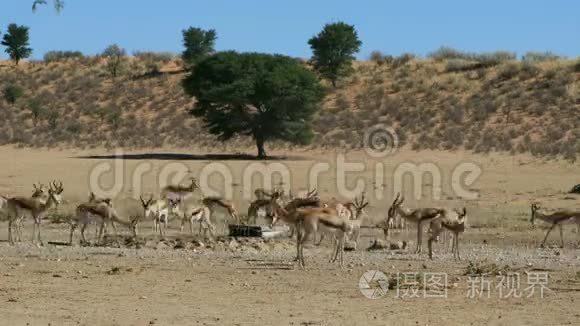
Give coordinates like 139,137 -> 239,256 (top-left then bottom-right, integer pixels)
0,0 -> 578,60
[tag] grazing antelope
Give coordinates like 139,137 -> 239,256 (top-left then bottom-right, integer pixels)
161,178 -> 198,201
254,188 -> 274,200
202,196 -> 240,226
386,193 -> 445,254
247,198 -> 274,225
181,204 -> 215,237
69,199 -> 137,246
139,195 -> 181,237
428,208 -> 467,260
530,203 -> 580,248
5,181 -> 64,245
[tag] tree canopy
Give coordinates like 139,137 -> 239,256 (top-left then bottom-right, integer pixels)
182,51 -> 325,158
308,22 -> 362,87
32,0 -> 64,12
181,27 -> 217,67
1,24 -> 33,65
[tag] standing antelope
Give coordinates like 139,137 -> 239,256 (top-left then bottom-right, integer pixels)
181,204 -> 215,237
5,181 -> 64,245
69,198 -> 137,246
11,183 -> 50,242
428,208 -> 467,260
139,195 -> 181,237
386,193 -> 445,254
530,203 -> 580,248
267,192 -> 353,268
317,193 -> 368,245
294,207 -> 354,269
161,178 -> 198,201
268,190 -> 323,237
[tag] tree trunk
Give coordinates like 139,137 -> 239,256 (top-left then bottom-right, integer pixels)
255,135 -> 266,159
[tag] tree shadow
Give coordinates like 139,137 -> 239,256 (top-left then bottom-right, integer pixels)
73,152 -> 305,161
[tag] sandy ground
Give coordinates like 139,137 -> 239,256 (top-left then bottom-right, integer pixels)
0,146 -> 579,326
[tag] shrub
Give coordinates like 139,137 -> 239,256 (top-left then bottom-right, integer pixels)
26,98 -> 45,126
497,62 -> 521,80
369,51 -> 394,66
428,46 -> 473,61
518,62 -> 540,80
475,51 -> 516,67
392,53 -> 415,68
43,50 -> 84,62
133,51 -> 176,63
522,51 -> 561,62
2,84 -> 24,104
575,59 -> 580,73
446,59 -> 476,72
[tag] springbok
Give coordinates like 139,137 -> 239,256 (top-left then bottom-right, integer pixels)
202,196 -> 240,226
386,193 -> 445,254
317,193 -> 369,244
139,195 -> 181,237
11,183 -> 50,242
427,208 -> 467,260
294,207 -> 354,269
530,203 -> 580,248
181,204 -> 215,238
161,178 -> 198,201
5,181 -> 64,245
69,199 -> 137,246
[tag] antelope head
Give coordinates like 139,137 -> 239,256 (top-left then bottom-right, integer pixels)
306,188 -> 319,200
353,192 -> 369,219
139,195 -> 155,218
188,178 -> 199,192
32,183 -> 48,197
387,192 -> 404,221
454,207 -> 468,226
48,180 -> 64,206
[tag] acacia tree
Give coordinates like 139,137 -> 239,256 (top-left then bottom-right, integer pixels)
181,27 -> 217,67
308,22 -> 362,87
182,51 -> 325,158
1,24 -> 33,65
102,44 -> 127,78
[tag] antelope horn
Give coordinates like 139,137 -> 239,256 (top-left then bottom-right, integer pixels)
392,192 -> 400,205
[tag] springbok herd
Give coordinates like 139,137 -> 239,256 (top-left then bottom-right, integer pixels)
1,179 -> 580,268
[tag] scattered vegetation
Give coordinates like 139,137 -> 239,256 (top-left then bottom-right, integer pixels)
43,50 -> 84,62
0,50 -> 577,160
2,84 -> 24,104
